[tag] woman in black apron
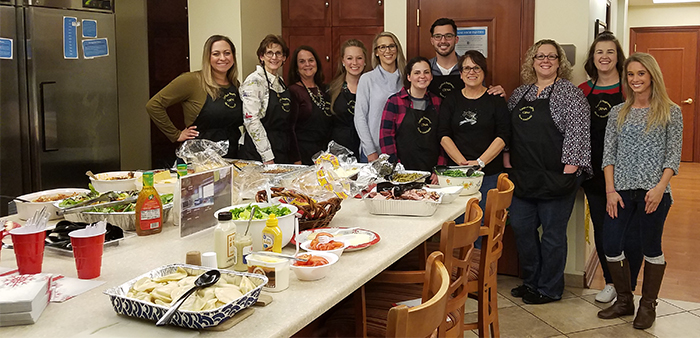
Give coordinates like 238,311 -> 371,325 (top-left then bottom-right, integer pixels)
507,39 -> 591,305
379,56 -> 445,180
329,39 -> 368,161
239,35 -> 299,164
578,32 -> 643,304
287,46 -> 333,165
146,35 -> 243,161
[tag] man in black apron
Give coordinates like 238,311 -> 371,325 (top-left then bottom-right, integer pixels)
427,18 -> 463,99
508,82 -> 582,304
240,79 -> 295,164
192,86 -> 243,159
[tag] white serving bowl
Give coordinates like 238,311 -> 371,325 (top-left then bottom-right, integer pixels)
134,172 -> 177,195
90,171 -> 142,193
436,170 -> 484,195
213,202 -> 298,251
424,185 -> 463,204
290,252 -> 339,281
15,188 -> 91,220
300,239 -> 348,258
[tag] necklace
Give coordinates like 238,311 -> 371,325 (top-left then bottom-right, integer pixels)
302,82 -> 331,116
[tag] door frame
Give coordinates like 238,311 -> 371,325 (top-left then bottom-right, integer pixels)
405,0 -> 535,66
631,26 -> 700,162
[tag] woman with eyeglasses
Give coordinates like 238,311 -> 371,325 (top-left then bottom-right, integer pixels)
507,39 -> 591,305
596,53 -> 682,329
438,50 -> 510,213
379,56 -> 445,177
239,34 -> 300,164
146,35 -> 243,159
578,32 -> 643,304
287,45 -> 333,165
354,32 -> 406,162
329,39 -> 368,160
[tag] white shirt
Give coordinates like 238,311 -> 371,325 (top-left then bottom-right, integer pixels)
241,65 -> 285,162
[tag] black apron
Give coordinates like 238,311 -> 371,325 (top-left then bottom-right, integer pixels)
581,81 -> 623,194
192,85 -> 243,159
296,84 -> 333,165
240,80 -> 294,163
428,73 -> 464,99
331,83 -> 360,160
395,103 -> 440,172
509,82 -> 577,199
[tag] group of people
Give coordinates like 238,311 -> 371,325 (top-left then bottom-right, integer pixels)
146,18 -> 682,329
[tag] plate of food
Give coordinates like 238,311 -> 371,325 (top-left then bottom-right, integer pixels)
292,227 -> 380,251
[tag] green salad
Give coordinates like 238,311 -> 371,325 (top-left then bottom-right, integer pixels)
230,204 -> 292,220
440,169 -> 484,178
86,194 -> 173,213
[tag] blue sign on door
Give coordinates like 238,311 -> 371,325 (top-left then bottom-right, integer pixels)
82,19 -> 97,38
0,38 -> 13,59
82,38 -> 109,58
63,17 -> 78,59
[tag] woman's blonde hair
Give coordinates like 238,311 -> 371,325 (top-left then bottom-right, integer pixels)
200,35 -> 239,99
617,52 -> 676,131
371,32 -> 406,76
329,39 -> 368,114
520,39 -> 573,84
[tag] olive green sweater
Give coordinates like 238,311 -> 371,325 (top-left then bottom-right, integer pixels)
146,71 -> 207,142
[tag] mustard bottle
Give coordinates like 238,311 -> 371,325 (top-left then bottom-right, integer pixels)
261,214 -> 282,253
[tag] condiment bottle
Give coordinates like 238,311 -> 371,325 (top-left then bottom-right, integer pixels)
214,211 -> 236,268
233,233 -> 253,272
261,214 -> 282,253
135,171 -> 163,236
176,163 -> 188,178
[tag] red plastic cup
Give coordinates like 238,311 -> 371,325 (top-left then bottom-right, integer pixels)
9,228 -> 46,275
69,229 -> 106,279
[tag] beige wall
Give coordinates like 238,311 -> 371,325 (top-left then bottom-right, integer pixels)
384,0 -> 407,56
115,0 -> 151,170
628,3 -> 700,27
240,0 -> 283,78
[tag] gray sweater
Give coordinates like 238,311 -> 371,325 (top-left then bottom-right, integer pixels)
602,104 -> 683,194
354,66 -> 402,156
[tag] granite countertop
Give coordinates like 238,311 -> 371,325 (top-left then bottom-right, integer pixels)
0,195 -> 478,337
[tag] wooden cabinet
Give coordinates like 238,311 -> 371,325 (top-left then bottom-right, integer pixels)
282,0 -> 383,83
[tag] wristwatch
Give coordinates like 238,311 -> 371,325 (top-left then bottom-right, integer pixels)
476,158 -> 485,168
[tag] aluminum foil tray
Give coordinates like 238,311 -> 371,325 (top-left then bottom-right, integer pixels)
363,194 -> 441,217
103,264 -> 267,329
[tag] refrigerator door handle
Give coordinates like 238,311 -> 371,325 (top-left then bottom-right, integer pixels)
39,81 -> 58,152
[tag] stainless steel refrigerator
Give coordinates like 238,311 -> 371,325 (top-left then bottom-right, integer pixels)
0,0 -> 119,216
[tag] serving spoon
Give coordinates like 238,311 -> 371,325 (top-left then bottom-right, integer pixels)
85,170 -> 99,180
155,269 -> 221,326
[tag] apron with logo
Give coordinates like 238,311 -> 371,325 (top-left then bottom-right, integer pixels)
428,73 -> 464,99
331,83 -> 360,159
395,102 -> 440,172
192,85 -> 243,159
296,84 -> 333,165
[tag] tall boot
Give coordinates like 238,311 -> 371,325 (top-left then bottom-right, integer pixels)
633,262 -> 666,329
598,259 -> 635,319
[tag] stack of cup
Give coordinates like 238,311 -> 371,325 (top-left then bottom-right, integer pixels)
68,227 -> 106,279
9,227 -> 46,274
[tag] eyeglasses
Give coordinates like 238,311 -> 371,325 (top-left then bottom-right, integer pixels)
533,54 -> 559,61
432,33 -> 456,40
264,51 -> 284,59
461,66 -> 482,74
375,44 -> 397,53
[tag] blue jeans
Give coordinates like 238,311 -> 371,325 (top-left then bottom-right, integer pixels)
509,187 -> 579,299
603,190 -> 671,260
584,189 -> 643,289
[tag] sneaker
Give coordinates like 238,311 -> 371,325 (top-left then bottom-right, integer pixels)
522,291 -> 559,305
595,284 -> 617,303
511,284 -> 534,298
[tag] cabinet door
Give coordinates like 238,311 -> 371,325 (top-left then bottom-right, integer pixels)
283,27 -> 334,83
282,0 -> 331,27
331,26 -> 384,70
332,0 -> 384,26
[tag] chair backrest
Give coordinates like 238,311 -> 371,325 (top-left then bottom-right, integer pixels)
386,251 -> 451,338
439,198 -> 482,315
481,173 -> 515,277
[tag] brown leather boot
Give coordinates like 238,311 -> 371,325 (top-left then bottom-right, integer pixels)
598,260 -> 635,319
634,262 -> 666,329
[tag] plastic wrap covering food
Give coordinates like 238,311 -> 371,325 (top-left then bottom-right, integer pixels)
233,165 -> 269,200
175,139 -> 229,173
311,142 -> 376,199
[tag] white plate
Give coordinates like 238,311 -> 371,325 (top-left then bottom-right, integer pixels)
292,227 -> 381,251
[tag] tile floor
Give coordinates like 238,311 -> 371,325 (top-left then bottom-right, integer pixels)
463,275 -> 700,338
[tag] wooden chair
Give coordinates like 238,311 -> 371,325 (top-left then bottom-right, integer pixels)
386,251 -> 451,338
463,173 -> 515,338
357,198 -> 483,337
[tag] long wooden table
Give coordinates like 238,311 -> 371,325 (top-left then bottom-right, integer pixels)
0,195 -> 477,337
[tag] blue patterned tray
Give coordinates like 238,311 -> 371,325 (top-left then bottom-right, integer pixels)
103,264 -> 267,329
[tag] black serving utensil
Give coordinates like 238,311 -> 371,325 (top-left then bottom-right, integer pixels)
156,270 -> 221,326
